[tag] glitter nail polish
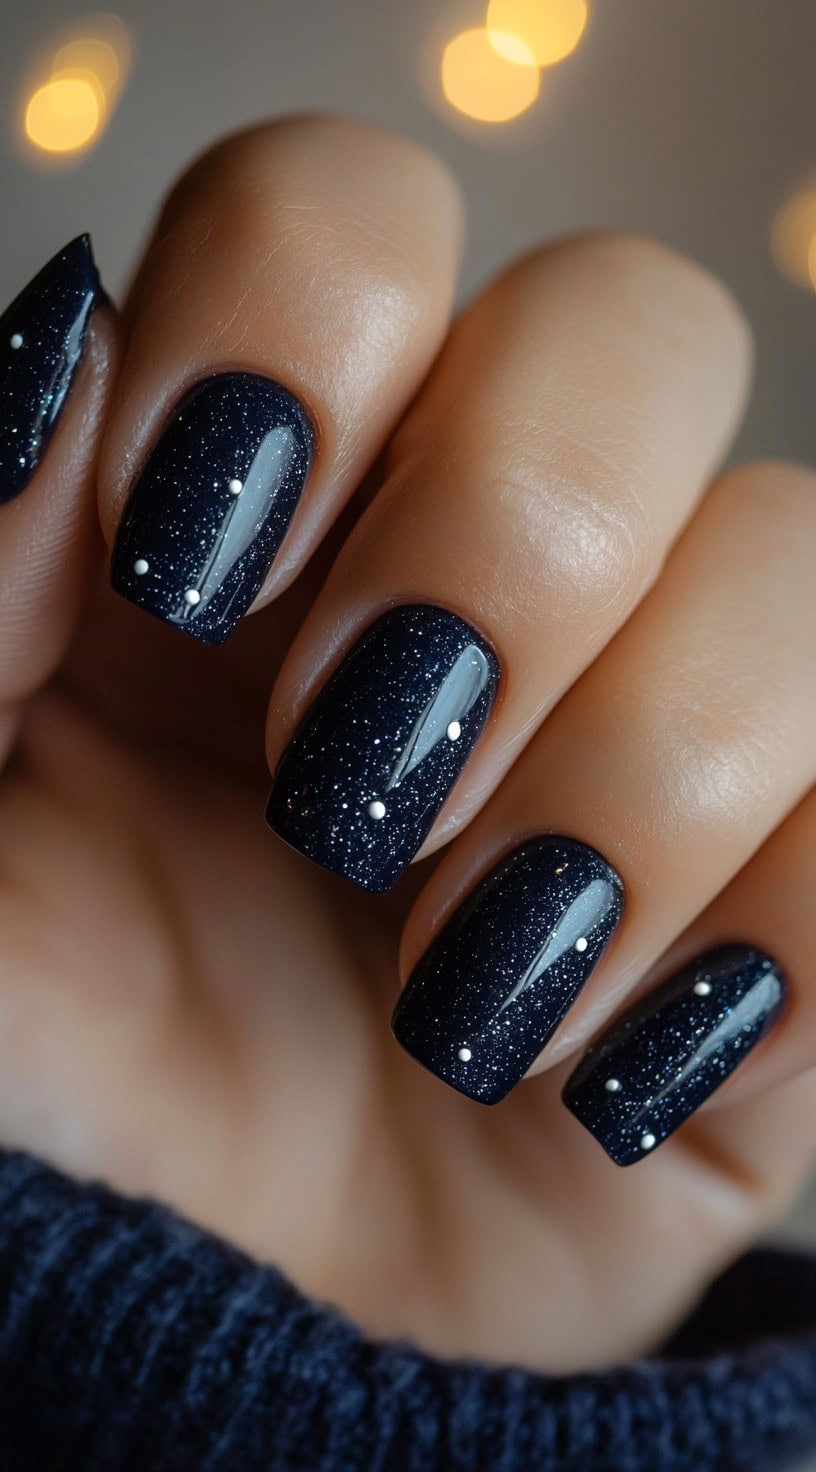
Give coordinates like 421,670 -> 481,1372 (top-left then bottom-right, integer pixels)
392,836 -> 624,1102
266,604 -> 499,892
0,234 -> 100,503
110,373 -> 315,645
562,943 -> 787,1165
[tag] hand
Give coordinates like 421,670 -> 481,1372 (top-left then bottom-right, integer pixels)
0,116 -> 814,1375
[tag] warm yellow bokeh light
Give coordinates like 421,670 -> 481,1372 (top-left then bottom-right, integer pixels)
487,0 -> 587,66
441,27 -> 539,123
771,188 -> 816,291
52,39 -> 122,96
22,14 -> 132,159
25,77 -> 102,154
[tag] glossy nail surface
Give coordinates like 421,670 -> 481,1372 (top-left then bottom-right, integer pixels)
110,373 -> 315,645
392,837 -> 624,1102
266,604 -> 499,892
563,943 -> 787,1165
0,234 -> 100,503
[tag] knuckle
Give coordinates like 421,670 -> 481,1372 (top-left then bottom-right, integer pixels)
668,715 -> 781,830
157,114 -> 457,261
478,451 -> 660,632
519,229 -> 747,320
501,230 -> 752,373
150,118 -> 456,358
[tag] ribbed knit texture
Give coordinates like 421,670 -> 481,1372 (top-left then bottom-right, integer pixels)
0,1150 -> 815,1470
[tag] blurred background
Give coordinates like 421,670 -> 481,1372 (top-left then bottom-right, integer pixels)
1,0 -> 815,464
2,0 -> 816,1412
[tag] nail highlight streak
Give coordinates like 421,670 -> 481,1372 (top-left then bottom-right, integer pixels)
110,374 -> 315,645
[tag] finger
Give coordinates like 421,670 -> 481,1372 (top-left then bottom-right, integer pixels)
0,237 -> 117,762
392,462 -> 816,1107
265,233 -> 751,892
562,781 -> 816,1167
100,115 -> 462,645
562,784 -> 816,1181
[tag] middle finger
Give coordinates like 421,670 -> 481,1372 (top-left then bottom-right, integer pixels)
266,232 -> 751,893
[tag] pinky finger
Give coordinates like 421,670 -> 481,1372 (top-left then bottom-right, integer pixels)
563,783 -> 816,1172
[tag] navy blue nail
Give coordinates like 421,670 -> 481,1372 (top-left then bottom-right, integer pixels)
562,943 -> 787,1165
0,235 -> 100,503
110,373 -> 315,645
392,836 -> 624,1102
266,604 -> 499,892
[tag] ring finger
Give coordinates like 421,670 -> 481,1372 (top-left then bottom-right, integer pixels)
561,782 -> 816,1171
98,115 -> 463,644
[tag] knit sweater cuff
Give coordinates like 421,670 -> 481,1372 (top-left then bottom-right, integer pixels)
0,1150 -> 815,1471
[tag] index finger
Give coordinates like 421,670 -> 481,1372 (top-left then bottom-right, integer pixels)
100,115 -> 463,643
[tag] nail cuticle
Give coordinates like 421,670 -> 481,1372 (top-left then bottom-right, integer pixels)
562,942 -> 787,1165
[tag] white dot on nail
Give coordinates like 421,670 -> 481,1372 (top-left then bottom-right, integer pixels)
446,721 -> 462,741
133,558 -> 149,576
228,478 -> 243,495
604,1077 -> 621,1093
367,800 -> 386,820
694,980 -> 712,996
575,937 -> 588,953
184,588 -> 201,606
10,333 -> 23,350
640,1132 -> 657,1151
458,1046 -> 472,1062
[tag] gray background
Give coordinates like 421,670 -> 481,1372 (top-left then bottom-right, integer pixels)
2,0 -> 816,1442
2,0 -> 815,463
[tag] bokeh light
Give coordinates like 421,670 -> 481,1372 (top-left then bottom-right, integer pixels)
22,13 -> 132,159
771,187 -> 816,291
25,77 -> 101,154
52,29 -> 130,98
441,26 -> 539,123
487,0 -> 588,67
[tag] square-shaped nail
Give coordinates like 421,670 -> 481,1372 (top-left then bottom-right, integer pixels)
562,943 -> 787,1165
110,373 -> 315,645
265,604 -> 500,892
391,836 -> 624,1102
0,234 -> 100,503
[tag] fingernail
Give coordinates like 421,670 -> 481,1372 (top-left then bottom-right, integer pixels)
391,836 -> 624,1101
266,604 -> 499,892
110,373 -> 315,645
562,943 -> 787,1165
0,234 -> 100,503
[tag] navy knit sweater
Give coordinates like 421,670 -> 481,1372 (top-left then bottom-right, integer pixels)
1,1150 -> 816,1471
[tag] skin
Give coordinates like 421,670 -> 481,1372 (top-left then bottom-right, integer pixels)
0,115 -> 814,1374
